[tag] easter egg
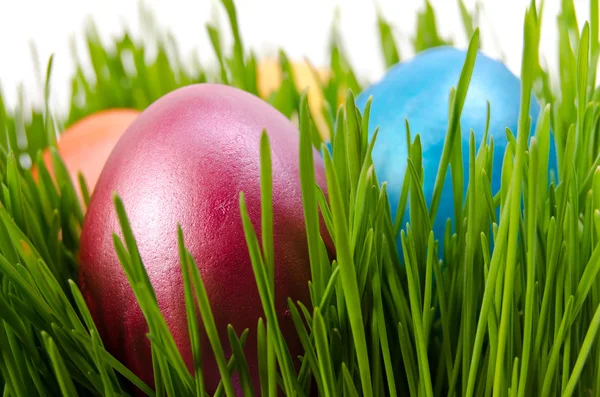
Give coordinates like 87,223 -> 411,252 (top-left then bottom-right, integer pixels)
78,84 -> 330,394
354,46 -> 557,256
34,109 -> 140,197
257,58 -> 330,138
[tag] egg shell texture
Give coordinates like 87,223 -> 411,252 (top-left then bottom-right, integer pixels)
355,46 -> 557,255
79,84 -> 329,394
38,109 -> 140,195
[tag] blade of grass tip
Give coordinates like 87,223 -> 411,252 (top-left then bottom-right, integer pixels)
422,232 -> 435,341
6,153 -> 26,230
319,264 -> 340,310
376,9 -> 401,68
465,157 -> 520,394
457,0 -> 477,42
299,94 -> 326,302
332,107 -> 348,204
90,330 -> 115,397
145,333 -> 178,397
397,322 -> 419,397
287,299 -> 323,394
245,51 -> 258,96
0,322 -> 28,397
260,131 -> 275,288
341,363 -> 360,397
357,228 -> 374,298
219,0 -> 245,84
562,301 -> 600,397
370,309 -> 382,397
4,241 -> 62,316
429,29 -> 479,221
392,120 -> 413,238
177,227 -> 205,396
52,148 -> 84,223
296,355 -> 311,394
352,127 -> 379,247
540,296 -> 574,397
534,105 -> 550,214
561,273 -> 572,395
316,184 -> 335,245
492,8 -> 538,397
360,96 -> 372,160
589,0 -> 599,88
43,55 -> 58,149
145,323 -> 165,392
238,193 -> 298,394
296,301 -> 314,333
344,90 -> 361,201
432,243 -> 454,387
572,243 -> 600,318
0,293 -> 39,360
184,251 -> 236,397
408,137 -> 432,262
400,231 -> 434,397
449,114 -> 465,255
534,125 -> 577,365
517,137 -> 539,397
212,329 -> 249,397
322,149 -> 373,397
112,202 -> 195,391
24,353 -> 53,397
372,254 -> 397,396
352,163 -> 374,258
462,132 -> 477,393
413,0 -> 452,51
0,265 -> 53,331
29,41 -> 44,96
380,232 -> 412,329
67,282 -> 122,390
258,129 -> 280,397
313,308 -> 336,397
42,332 -> 78,397
448,320 -> 465,397
206,24 -> 229,85
575,23 -> 590,173
257,317 -> 269,397
77,172 -> 90,208
113,195 -> 157,303
227,325 -> 255,397
35,151 -> 60,211
510,358 -> 520,397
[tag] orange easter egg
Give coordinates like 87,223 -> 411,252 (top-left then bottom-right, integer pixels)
34,109 -> 140,197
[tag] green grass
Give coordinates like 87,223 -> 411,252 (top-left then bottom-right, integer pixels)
0,0 -> 599,396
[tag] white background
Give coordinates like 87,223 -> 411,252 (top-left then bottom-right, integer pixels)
0,0 -> 592,113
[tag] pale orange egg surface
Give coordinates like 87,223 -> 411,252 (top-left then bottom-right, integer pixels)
36,109 -> 140,197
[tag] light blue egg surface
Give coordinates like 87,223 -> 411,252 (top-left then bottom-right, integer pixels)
353,46 -> 558,257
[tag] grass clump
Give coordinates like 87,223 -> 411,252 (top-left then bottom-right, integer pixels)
0,0 -> 600,396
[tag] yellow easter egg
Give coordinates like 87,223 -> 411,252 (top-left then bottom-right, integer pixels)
257,59 -> 331,139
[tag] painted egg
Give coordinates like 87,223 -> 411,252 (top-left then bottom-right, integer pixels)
354,46 -> 557,256
78,84 -> 331,394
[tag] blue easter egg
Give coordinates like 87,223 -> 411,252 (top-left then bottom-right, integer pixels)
354,46 -> 557,257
